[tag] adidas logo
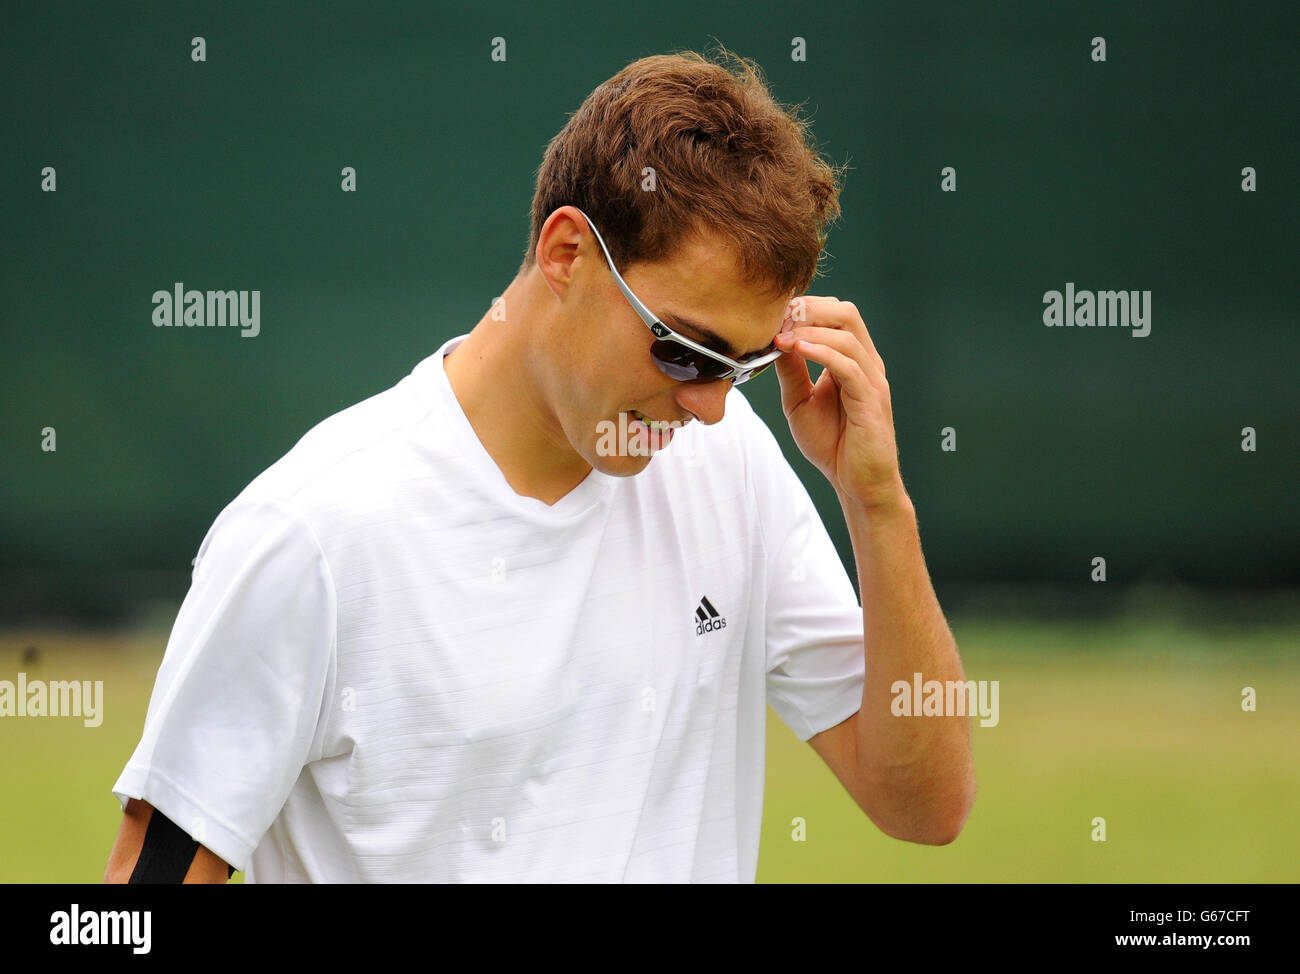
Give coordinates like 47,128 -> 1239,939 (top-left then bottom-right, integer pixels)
694,595 -> 727,635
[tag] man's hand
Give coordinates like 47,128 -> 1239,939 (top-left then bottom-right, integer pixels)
772,295 -> 906,512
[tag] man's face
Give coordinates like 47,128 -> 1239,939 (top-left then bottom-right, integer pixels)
545,222 -> 792,477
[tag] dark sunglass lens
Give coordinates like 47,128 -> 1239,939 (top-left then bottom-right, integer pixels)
650,339 -> 731,382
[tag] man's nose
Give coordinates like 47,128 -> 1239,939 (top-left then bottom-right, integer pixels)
674,379 -> 732,425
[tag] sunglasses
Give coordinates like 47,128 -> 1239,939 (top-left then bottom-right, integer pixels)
574,207 -> 784,386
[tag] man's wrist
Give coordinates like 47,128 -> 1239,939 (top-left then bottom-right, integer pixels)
838,479 -> 914,523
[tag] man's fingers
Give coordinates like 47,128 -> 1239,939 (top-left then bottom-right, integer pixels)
773,342 -> 816,417
785,337 -> 870,404
777,324 -> 884,389
787,297 -> 884,378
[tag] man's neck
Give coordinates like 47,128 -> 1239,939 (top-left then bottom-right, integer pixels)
442,282 -> 594,506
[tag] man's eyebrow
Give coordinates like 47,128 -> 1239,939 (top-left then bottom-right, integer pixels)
658,311 -> 774,360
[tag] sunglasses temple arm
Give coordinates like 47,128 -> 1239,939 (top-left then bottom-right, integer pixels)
573,206 -> 781,375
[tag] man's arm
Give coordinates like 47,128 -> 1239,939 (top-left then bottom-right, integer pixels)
104,798 -> 233,883
107,497 -> 336,884
773,295 -> 976,845
808,491 -> 976,845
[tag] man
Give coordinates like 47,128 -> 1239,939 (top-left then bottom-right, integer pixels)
105,49 -> 975,883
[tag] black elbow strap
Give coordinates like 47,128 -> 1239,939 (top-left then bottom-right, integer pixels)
129,808 -> 234,882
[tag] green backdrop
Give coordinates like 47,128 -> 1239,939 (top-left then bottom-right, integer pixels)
2,1 -> 1296,621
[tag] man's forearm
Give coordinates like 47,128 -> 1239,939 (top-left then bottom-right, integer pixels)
839,484 -> 977,844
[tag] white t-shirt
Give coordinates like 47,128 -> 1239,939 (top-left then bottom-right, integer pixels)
113,333 -> 865,882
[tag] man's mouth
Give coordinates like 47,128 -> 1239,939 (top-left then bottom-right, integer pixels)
629,409 -> 677,433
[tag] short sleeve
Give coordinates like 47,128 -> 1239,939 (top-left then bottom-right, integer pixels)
736,394 -> 866,742
111,496 -> 337,872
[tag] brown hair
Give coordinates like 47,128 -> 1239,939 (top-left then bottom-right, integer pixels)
522,47 -> 846,300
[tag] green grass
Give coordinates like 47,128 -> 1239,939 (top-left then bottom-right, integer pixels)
2,615 -> 1296,882
758,616 -> 1300,882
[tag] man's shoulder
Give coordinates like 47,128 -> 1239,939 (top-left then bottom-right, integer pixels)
650,386 -> 791,507
722,385 -> 780,444
671,386 -> 782,472
233,365 -> 441,519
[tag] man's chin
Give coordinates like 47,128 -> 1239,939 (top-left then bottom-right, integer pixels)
588,449 -> 656,477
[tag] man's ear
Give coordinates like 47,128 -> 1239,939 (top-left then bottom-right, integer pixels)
535,207 -> 586,302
